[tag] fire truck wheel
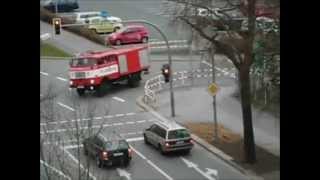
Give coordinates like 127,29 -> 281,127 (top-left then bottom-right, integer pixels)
76,89 -> 85,96
90,28 -> 97,34
128,73 -> 141,88
115,40 -> 122,46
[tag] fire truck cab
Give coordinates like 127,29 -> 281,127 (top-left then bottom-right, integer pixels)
69,45 -> 150,96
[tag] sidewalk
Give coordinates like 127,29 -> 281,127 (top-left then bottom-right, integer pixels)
154,85 -> 280,157
137,84 -> 280,180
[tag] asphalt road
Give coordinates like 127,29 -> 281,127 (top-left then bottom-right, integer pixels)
41,1 -> 250,179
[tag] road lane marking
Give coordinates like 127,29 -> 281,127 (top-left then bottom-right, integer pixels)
181,157 -> 217,180
113,122 -> 124,126
117,168 -> 131,180
130,147 -> 173,180
40,71 -> 49,76
57,102 -> 75,112
112,97 -> 126,102
40,160 -> 71,180
40,112 -> 138,126
56,76 -> 68,82
126,112 -> 136,116
60,146 -> 97,180
44,135 -> 143,146
115,114 -> 124,117
137,120 -> 146,123
125,121 -> 135,125
41,119 -> 151,134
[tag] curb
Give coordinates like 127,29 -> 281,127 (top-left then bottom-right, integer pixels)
136,95 -> 263,180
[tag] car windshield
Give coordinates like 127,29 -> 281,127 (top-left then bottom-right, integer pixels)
168,129 -> 190,139
71,58 -> 96,67
104,140 -> 129,150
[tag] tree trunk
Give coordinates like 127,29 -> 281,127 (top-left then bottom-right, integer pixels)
239,65 -> 256,163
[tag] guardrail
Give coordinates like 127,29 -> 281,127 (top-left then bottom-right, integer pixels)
143,65 -> 215,106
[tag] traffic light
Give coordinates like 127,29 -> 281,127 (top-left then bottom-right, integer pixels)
161,64 -> 170,83
53,18 -> 61,35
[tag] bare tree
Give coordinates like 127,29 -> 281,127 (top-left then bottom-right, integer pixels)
41,84 -> 112,180
161,0 -> 274,163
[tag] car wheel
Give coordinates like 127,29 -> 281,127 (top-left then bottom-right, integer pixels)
96,156 -> 102,168
91,29 -> 97,34
158,144 -> 165,155
113,27 -> 120,32
115,40 -> 121,46
124,159 -> 130,167
141,37 -> 148,43
144,134 -> 150,145
184,149 -> 191,155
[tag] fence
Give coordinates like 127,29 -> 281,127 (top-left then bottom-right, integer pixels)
143,66 -> 216,106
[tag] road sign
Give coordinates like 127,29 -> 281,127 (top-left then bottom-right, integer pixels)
208,83 -> 219,96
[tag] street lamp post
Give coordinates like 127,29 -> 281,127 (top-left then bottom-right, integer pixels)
121,20 -> 175,117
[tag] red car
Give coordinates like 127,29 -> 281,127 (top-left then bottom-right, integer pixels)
107,25 -> 149,46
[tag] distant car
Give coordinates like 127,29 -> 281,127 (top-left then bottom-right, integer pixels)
40,0 -> 79,12
75,11 -> 122,24
75,12 -> 102,24
143,121 -> 194,154
82,134 -> 132,167
107,25 -> 149,46
88,18 -> 123,34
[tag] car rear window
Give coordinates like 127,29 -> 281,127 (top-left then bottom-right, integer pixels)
104,140 -> 129,150
168,129 -> 190,139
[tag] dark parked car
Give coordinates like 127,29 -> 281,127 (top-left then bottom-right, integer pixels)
83,134 -> 132,168
40,0 -> 79,12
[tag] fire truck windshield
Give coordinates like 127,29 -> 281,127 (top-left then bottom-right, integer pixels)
71,58 -> 97,67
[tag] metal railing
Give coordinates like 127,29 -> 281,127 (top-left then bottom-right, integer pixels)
143,66 -> 216,106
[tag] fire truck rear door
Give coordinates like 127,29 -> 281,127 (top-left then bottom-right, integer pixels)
118,55 -> 128,74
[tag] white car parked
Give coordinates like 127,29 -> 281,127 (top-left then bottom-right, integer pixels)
75,11 -> 122,24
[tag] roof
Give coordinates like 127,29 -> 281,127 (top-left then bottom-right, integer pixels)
98,133 -> 124,142
155,121 -> 186,131
79,45 -> 148,59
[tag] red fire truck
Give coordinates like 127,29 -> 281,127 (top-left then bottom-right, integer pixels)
69,45 -> 150,96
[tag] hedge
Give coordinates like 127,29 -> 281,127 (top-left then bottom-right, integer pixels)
40,7 -> 105,46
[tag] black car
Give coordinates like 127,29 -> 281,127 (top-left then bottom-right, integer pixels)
83,134 -> 132,168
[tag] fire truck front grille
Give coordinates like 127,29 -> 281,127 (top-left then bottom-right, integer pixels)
75,72 -> 86,79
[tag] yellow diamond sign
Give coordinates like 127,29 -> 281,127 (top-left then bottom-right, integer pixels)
208,83 -> 219,96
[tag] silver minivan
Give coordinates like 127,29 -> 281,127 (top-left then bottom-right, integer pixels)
143,122 -> 194,154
